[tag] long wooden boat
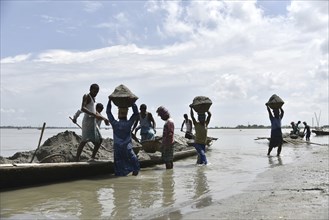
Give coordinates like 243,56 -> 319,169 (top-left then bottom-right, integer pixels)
0,148 -> 198,190
1,130 -> 218,190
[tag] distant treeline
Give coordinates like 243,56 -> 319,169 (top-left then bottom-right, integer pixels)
0,125 -> 281,130
0,126 -> 77,129
220,125 -> 271,129
219,124 -> 329,129
1,125 -> 328,129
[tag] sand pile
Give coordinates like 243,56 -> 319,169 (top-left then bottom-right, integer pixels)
0,131 -> 193,164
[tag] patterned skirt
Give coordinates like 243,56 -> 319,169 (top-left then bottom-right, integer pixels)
161,144 -> 174,163
114,142 -> 140,176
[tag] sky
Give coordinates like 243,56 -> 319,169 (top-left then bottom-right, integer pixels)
0,0 -> 328,128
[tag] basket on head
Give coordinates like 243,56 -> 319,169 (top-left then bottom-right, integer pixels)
266,94 -> 284,109
189,96 -> 212,113
109,84 -> 138,108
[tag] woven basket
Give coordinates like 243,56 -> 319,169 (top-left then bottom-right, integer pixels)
190,96 -> 212,113
109,84 -> 138,108
266,94 -> 284,109
110,97 -> 138,108
141,140 -> 161,153
190,103 -> 212,113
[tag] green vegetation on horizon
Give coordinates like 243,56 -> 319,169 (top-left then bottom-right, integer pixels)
3,124 -> 326,129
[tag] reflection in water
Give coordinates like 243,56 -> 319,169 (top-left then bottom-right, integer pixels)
0,182 -> 100,219
80,186 -> 105,219
161,170 -> 174,206
97,187 -> 114,218
139,170 -> 162,209
193,167 -> 212,209
97,173 -> 164,219
110,178 -> 131,219
152,170 -> 183,220
268,155 -> 283,167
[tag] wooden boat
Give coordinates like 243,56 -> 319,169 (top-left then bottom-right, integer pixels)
255,132 -> 304,143
312,129 -> 329,136
0,142 -> 217,190
0,148 -> 199,190
255,134 -> 328,146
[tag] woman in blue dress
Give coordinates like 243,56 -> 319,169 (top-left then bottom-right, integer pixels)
266,105 -> 284,156
106,98 -> 140,176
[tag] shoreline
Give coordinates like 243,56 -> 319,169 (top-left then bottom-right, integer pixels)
180,143 -> 329,219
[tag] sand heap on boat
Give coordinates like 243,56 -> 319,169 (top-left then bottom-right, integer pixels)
0,130 -> 193,164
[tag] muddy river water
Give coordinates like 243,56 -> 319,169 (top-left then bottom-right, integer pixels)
2,128 -> 323,219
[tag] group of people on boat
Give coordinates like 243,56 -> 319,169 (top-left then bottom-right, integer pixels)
290,121 -> 311,141
71,84 -> 212,176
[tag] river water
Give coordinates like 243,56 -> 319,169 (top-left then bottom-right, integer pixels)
0,128 -> 327,219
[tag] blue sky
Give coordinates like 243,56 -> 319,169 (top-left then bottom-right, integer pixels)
1,0 -> 328,128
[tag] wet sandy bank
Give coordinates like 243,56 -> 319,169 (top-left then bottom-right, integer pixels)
181,144 -> 329,220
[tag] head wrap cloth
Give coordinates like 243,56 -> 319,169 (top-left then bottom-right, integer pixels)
156,106 -> 170,118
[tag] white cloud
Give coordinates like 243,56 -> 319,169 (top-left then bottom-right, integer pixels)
0,54 -> 31,64
1,108 -> 16,113
1,0 -> 328,127
114,12 -> 129,24
288,1 -> 329,32
40,15 -> 67,24
94,22 -> 116,29
83,1 -> 103,13
145,0 -> 160,13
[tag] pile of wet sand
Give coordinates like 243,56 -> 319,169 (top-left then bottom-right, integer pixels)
0,130 -> 193,164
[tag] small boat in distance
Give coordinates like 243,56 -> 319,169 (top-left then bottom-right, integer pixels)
312,111 -> 329,135
312,128 -> 329,136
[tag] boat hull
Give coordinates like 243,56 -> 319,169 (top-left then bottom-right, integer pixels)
312,130 -> 329,135
0,149 -> 197,190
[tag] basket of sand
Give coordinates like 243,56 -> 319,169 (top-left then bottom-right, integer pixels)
189,96 -> 212,113
266,94 -> 284,109
141,139 -> 161,153
109,84 -> 138,108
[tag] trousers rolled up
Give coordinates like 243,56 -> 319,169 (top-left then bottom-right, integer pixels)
194,143 -> 207,165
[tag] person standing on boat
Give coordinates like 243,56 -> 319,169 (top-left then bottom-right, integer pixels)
106,97 -> 140,176
180,114 -> 193,139
156,106 -> 175,169
303,121 -> 311,141
266,105 -> 284,156
72,103 -> 109,129
295,121 -> 301,135
190,108 -> 211,165
290,122 -> 296,134
76,84 -> 104,162
132,104 -> 156,142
